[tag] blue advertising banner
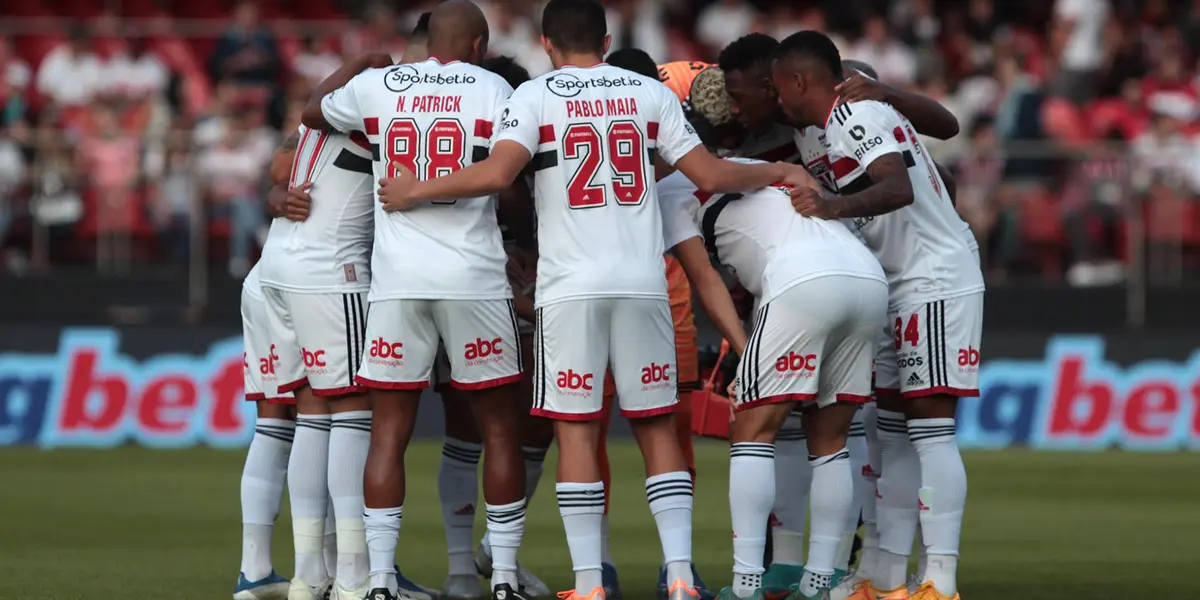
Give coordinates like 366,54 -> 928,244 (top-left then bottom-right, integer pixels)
1,328 -> 1198,450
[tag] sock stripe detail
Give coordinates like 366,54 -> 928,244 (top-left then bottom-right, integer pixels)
848,421 -> 867,437
296,417 -> 332,432
730,442 -> 775,459
486,506 -> 528,524
556,489 -> 606,508
809,449 -> 850,466
645,478 -> 694,504
441,443 -> 483,464
330,418 -> 372,433
877,417 -> 908,434
254,426 -> 295,443
522,447 -> 549,462
908,424 -> 957,442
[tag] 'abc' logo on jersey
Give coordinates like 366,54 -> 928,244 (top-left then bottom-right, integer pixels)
556,369 -> 594,392
302,348 -> 327,368
369,338 -> 404,362
464,337 -> 503,362
775,352 -> 817,375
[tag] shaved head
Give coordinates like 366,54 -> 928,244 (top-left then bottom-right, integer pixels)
841,59 -> 878,80
427,0 -> 490,63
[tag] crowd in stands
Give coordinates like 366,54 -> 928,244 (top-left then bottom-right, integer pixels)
1,0 -> 1199,285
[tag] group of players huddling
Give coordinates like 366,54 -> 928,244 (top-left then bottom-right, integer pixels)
234,2 -> 983,600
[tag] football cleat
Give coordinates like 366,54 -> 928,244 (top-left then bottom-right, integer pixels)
443,574 -> 486,600
762,564 -> 804,597
785,584 -> 831,600
286,577 -> 332,600
716,588 -> 766,600
907,582 -> 957,600
601,563 -> 623,600
394,565 -> 440,600
657,565 -> 713,600
837,581 -> 907,600
554,587 -> 606,600
234,571 -> 290,600
364,588 -> 397,600
667,579 -> 703,600
492,582 -> 535,600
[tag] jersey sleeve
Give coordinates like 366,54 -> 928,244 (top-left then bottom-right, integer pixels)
492,80 -> 542,157
319,73 -> 366,134
654,84 -> 703,166
828,101 -> 908,189
657,175 -> 702,249
487,78 -> 516,133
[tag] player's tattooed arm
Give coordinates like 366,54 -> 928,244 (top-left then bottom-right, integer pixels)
300,53 -> 393,130
269,132 -> 299,185
792,153 -> 914,219
935,161 -> 957,207
672,237 -> 748,356
497,174 -> 536,251
265,183 -> 288,218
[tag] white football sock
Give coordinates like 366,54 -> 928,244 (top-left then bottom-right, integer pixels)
600,514 -> 614,565
800,449 -> 852,597
290,414 -> 331,584
439,438 -> 482,577
646,471 -> 694,586
324,506 -> 337,580
330,411 -> 371,590
838,417 -> 869,571
487,498 -> 527,590
523,445 -> 549,502
729,442 -> 774,597
909,418 -> 966,596
875,410 -> 919,591
917,528 -> 928,582
363,506 -> 402,593
557,482 -> 605,594
859,403 -> 881,579
240,418 -> 293,581
771,424 -> 810,567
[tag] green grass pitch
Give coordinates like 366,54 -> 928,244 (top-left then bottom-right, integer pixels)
0,441 -> 1196,600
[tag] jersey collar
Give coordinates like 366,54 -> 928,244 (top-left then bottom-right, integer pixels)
561,61 -> 608,69
426,56 -> 461,66
822,96 -> 842,129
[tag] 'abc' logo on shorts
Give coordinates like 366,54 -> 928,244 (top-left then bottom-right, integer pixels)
957,346 -> 980,369
557,369 -> 593,391
775,352 -> 817,372
464,337 -> 503,361
302,348 -> 327,368
641,362 -> 671,384
369,338 -> 404,359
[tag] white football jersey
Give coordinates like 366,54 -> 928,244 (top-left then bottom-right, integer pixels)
319,58 -> 514,301
259,125 -> 375,293
243,261 -> 263,300
794,100 -> 984,305
657,160 -> 883,304
493,63 -> 703,306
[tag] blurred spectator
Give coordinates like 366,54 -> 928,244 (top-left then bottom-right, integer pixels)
209,1 -> 280,86
35,26 -> 102,111
0,37 -> 30,127
846,15 -> 917,86
696,0 -> 758,56
77,103 -> 141,270
1062,131 -> 1127,286
607,0 -> 668,64
293,36 -> 341,86
759,6 -> 804,46
480,1 -> 551,75
196,104 -> 275,276
0,127 -> 23,257
152,141 -> 195,264
1052,0 -> 1111,104
343,3 -> 407,61
890,0 -> 941,49
1131,101 -> 1197,193
111,38 -> 170,100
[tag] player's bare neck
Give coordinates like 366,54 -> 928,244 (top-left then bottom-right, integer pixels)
554,52 -> 605,70
805,88 -> 841,129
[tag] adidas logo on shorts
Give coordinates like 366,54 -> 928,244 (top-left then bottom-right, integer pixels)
907,371 -> 924,387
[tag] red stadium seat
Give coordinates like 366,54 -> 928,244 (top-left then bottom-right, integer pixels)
50,0 -> 102,18
1019,188 -> 1066,278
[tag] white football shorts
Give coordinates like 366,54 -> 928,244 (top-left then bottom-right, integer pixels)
357,299 -> 523,390
736,276 -> 887,410
260,287 -> 369,397
531,297 -> 677,420
241,287 -> 295,403
873,291 -> 984,399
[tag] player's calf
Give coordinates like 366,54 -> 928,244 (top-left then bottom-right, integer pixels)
727,401 -> 791,599
904,393 -> 965,599
440,387 -> 486,598
326,393 -> 372,597
470,383 -> 529,595
629,413 -> 695,591
793,402 -> 857,599
361,389 -> 422,596
288,388 -> 333,598
236,400 -> 294,600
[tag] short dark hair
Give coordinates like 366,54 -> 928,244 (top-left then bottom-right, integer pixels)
841,59 -> 877,80
542,0 -> 607,55
482,55 -> 532,89
718,33 -> 778,75
607,48 -> 658,80
774,31 -> 843,81
412,12 -> 432,38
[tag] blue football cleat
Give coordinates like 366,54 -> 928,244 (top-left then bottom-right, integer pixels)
602,563 -> 623,599
395,565 -> 441,600
233,571 -> 289,600
657,565 -> 714,600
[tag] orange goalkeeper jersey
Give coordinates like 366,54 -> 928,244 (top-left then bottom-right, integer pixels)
658,61 -> 711,385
